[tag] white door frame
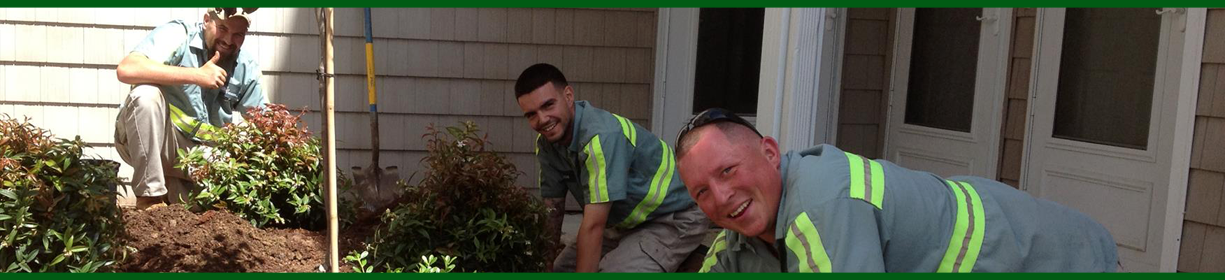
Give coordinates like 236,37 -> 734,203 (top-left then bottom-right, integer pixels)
651,8 -> 700,143
1021,8 -> 1204,272
652,8 -> 844,152
756,8 -> 846,151
882,8 -> 1012,178
1161,7 -> 1205,272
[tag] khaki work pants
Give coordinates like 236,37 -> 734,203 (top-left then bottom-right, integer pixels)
114,85 -> 197,204
553,204 -> 710,272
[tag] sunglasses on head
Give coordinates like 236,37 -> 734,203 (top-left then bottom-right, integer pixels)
675,108 -> 763,149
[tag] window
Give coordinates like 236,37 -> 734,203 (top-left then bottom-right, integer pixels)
1052,8 -> 1160,150
903,8 -> 983,133
692,8 -> 765,115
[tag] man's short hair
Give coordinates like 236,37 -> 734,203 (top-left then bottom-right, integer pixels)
675,121 -> 763,160
514,63 -> 569,98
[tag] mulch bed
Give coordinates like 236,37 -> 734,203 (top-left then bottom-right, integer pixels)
117,206 -> 373,272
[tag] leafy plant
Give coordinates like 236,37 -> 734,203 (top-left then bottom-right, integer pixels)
0,114 -> 127,272
344,250 -> 374,273
360,121 -> 554,272
344,250 -> 454,273
177,104 -> 356,230
414,254 -> 457,273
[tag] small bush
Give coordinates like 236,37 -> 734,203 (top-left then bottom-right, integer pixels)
0,115 -> 126,272
177,104 -> 355,230
361,121 -> 554,272
344,251 -> 456,273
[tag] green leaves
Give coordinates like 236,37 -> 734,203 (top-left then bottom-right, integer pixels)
176,104 -> 355,230
1,115 -> 126,272
0,189 -> 16,200
360,122 -> 553,272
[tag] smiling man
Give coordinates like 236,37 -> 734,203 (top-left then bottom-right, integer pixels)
115,8 -> 265,209
514,63 -> 709,272
675,108 -> 1120,272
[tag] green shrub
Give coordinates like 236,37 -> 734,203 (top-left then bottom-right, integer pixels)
344,251 -> 456,273
0,115 -> 127,272
177,104 -> 355,230
361,121 -> 554,272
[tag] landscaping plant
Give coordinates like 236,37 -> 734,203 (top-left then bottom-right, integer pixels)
177,104 -> 355,230
0,115 -> 126,272
358,121 -> 554,272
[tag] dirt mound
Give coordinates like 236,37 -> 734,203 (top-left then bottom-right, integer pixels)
119,206 -> 362,272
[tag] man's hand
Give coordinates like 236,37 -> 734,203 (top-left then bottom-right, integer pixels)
116,52 -> 228,88
576,203 -> 611,272
197,51 -> 228,89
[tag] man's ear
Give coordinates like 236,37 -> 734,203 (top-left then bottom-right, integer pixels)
562,85 -> 575,102
761,136 -> 781,167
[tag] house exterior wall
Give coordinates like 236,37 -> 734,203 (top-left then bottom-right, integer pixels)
1178,7 -> 1225,273
836,8 -> 894,159
0,8 -> 657,203
994,8 -> 1036,189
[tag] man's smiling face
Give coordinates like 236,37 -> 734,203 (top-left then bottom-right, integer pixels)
517,82 -> 575,144
677,126 -> 783,241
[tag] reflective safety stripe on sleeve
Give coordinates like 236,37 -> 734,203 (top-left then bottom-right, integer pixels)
613,114 -> 638,147
698,230 -> 729,273
784,212 -> 832,273
584,135 -> 610,203
167,103 -> 218,143
937,180 -> 986,273
845,152 -> 885,209
616,139 -> 675,228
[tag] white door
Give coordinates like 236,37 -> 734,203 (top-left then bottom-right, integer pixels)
653,8 -> 765,143
1024,8 -> 1203,271
884,8 -> 1012,178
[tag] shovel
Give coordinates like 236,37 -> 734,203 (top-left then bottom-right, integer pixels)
352,8 -> 401,212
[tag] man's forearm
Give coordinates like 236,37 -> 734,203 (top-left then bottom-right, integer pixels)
116,53 -> 200,86
575,203 -> 611,272
575,224 -> 604,272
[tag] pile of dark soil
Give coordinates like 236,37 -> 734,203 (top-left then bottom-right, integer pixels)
117,206 -> 372,272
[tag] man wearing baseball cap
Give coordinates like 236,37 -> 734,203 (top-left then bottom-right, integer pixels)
115,8 -> 266,209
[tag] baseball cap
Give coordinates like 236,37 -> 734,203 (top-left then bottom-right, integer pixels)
208,7 -> 258,24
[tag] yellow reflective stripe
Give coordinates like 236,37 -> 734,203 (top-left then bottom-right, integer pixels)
846,153 -> 865,203
959,181 -> 986,272
784,212 -> 832,273
845,152 -> 884,209
699,230 -> 729,273
535,134 -> 542,189
613,114 -> 637,147
617,139 -> 674,228
167,103 -> 218,142
869,160 -> 885,208
584,136 -> 609,203
938,180 -> 985,272
627,119 -> 636,146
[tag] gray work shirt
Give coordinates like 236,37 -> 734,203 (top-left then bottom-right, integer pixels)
701,144 -> 1118,272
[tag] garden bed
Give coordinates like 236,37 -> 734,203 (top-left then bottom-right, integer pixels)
118,206 -> 375,272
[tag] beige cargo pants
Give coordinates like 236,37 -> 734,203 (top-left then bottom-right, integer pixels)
553,204 -> 710,272
114,85 -> 197,204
